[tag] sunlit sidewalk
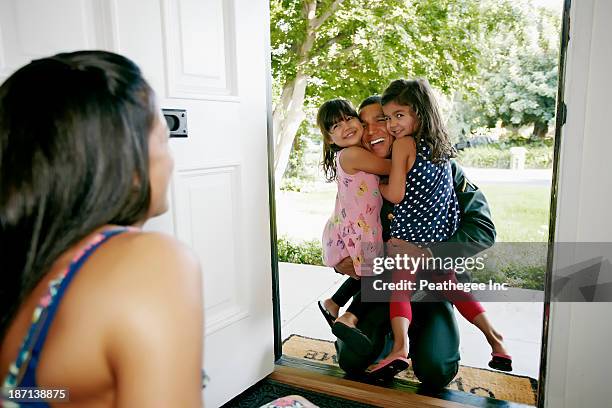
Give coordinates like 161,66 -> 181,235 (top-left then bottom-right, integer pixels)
279,262 -> 543,380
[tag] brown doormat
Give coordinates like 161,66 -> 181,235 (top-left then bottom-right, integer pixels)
283,334 -> 537,406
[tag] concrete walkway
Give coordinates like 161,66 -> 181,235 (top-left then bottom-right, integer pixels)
280,262 -> 543,380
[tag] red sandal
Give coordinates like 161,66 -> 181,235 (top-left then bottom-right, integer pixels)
366,357 -> 409,382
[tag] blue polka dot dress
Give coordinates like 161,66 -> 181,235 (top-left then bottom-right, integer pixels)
390,142 -> 460,243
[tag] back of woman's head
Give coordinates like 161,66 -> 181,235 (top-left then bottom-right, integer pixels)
317,98 -> 359,182
0,50 -> 156,339
381,78 -> 455,163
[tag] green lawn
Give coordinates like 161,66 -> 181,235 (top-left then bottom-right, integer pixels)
281,183 -> 552,242
277,182 -> 551,289
475,184 -> 550,289
478,184 -> 551,242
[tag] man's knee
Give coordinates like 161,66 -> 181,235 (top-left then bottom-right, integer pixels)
336,342 -> 369,374
412,359 -> 458,389
409,300 -> 460,389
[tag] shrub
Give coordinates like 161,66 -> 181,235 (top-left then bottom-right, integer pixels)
457,145 -> 511,168
275,237 -> 545,291
525,145 -> 554,168
280,178 -> 303,192
473,264 -> 545,291
471,244 -> 546,290
501,133 -> 554,148
277,236 -> 324,266
456,144 -> 553,169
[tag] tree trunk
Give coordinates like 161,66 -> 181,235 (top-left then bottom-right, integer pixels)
272,0 -> 337,183
273,73 -> 308,182
531,121 -> 549,140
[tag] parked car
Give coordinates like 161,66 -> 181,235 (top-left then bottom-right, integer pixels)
455,135 -> 495,150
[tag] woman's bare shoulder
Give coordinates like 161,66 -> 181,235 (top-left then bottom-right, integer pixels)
84,230 -> 203,406
93,230 -> 202,297
112,230 -> 199,269
28,230 -> 203,404
90,229 -> 203,352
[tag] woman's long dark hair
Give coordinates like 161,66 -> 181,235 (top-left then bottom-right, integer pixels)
381,78 -> 456,163
0,51 -> 156,340
317,98 -> 359,182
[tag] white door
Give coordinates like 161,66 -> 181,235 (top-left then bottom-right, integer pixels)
0,1 -> 275,406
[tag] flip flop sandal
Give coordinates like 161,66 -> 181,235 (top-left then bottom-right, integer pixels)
366,357 -> 410,382
332,322 -> 373,356
488,352 -> 513,372
317,300 -> 337,329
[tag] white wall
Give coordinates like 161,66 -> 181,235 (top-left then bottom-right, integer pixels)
545,0 -> 612,407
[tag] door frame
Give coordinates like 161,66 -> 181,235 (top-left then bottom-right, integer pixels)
264,13 -> 284,360
261,0 -> 284,361
536,1 -> 571,407
265,1 -> 573,406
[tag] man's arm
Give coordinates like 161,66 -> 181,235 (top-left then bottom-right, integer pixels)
429,160 -> 496,260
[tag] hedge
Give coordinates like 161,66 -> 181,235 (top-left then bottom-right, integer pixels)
276,237 -> 545,290
277,236 -> 324,266
456,144 -> 553,169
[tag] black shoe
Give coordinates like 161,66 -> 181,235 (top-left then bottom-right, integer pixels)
332,321 -> 373,357
488,353 -> 513,372
317,300 -> 336,329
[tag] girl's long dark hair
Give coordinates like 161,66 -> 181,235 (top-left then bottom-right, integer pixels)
317,98 -> 359,182
381,78 -> 456,163
0,51 -> 156,340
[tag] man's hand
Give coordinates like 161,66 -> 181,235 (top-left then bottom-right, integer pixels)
386,238 -> 433,268
334,256 -> 360,280
384,238 -> 432,277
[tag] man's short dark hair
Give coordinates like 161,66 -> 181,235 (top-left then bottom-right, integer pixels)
358,95 -> 382,112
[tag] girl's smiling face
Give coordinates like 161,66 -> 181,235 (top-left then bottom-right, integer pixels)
328,115 -> 364,147
382,101 -> 419,139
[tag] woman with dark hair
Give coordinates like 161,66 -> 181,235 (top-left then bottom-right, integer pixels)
0,51 -> 204,406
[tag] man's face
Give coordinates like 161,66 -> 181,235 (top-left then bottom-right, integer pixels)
359,103 -> 392,158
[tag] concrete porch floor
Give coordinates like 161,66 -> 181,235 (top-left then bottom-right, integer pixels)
279,262 -> 543,380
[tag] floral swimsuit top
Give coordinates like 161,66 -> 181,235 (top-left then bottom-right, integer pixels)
1,227 -> 208,407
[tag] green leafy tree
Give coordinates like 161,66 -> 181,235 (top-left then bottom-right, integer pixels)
270,0 -> 513,181
469,7 -> 560,138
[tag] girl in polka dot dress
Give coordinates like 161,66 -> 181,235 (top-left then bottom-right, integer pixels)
375,79 -> 511,372
319,98 -> 411,349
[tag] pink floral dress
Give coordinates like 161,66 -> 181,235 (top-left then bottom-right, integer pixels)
322,150 -> 384,276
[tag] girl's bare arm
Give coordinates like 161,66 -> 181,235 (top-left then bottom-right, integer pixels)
379,137 -> 415,204
339,146 -> 391,175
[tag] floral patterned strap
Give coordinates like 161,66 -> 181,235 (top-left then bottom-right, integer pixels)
260,396 -> 317,408
2,227 -> 136,390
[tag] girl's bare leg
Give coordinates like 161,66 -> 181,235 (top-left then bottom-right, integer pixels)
385,316 -> 410,360
471,313 -> 508,355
